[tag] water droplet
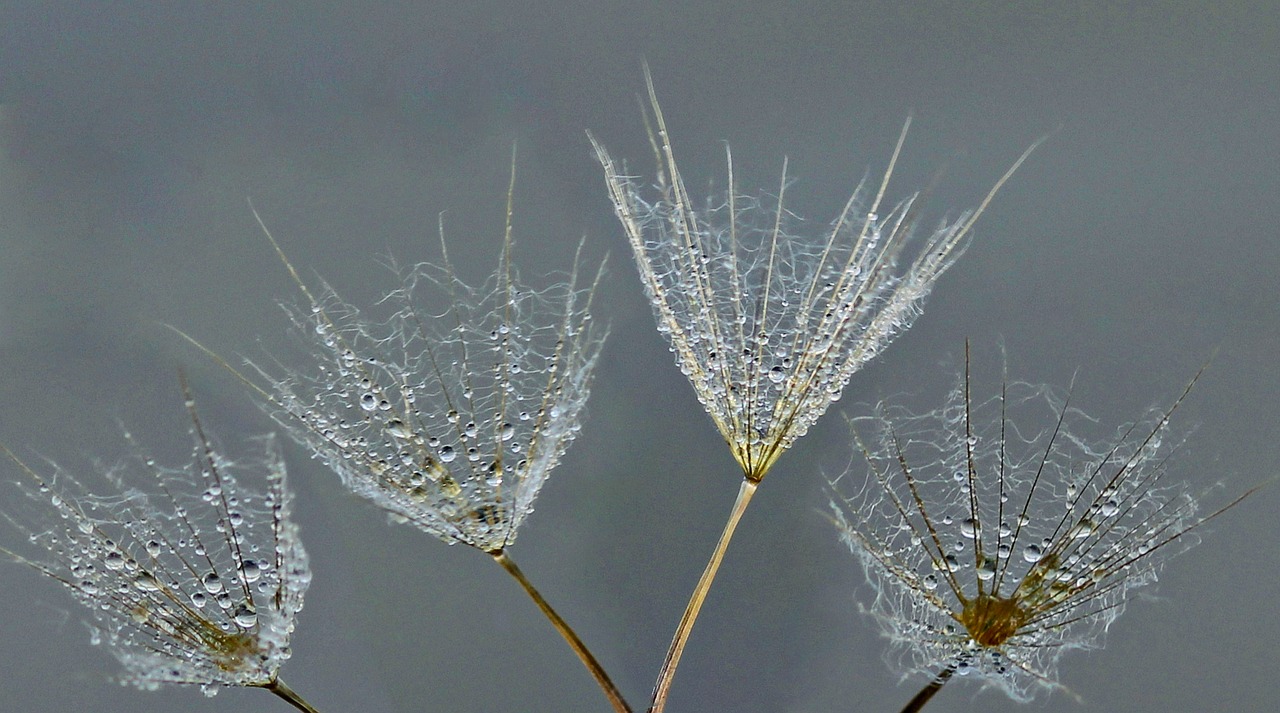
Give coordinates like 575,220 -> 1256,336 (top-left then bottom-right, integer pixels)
922,573 -> 938,590
499,423 -> 515,441
233,604 -> 258,628
360,393 -> 378,411
960,518 -> 980,537
104,551 -> 126,571
1100,500 -> 1120,517
1070,519 -> 1095,539
191,592 -> 207,608
387,420 -> 413,440
240,560 -> 262,583
134,572 -> 160,592
1023,544 -> 1043,562
202,572 -> 223,594
768,366 -> 785,383
438,446 -> 456,463
977,558 -> 996,581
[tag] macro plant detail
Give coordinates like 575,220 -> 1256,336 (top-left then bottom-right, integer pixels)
243,179 -> 607,556
829,348 -> 1250,710
0,69 -> 1253,713
177,161 -> 630,712
0,383 -> 316,712
590,67 -> 1040,713
592,71 -> 1036,485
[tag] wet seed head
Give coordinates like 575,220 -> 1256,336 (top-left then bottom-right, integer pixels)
251,185 -> 606,553
829,351 -> 1233,701
1,397 -> 309,696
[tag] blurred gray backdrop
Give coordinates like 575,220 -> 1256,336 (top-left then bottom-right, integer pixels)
1,2 -> 1276,712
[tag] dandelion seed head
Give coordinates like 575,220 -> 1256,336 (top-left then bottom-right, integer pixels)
591,79 -> 1025,481
2,420 -> 309,695
256,236 -> 606,553
830,359 -> 1213,701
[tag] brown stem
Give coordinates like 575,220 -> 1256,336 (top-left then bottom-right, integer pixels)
492,550 -> 633,713
899,666 -> 954,713
262,677 -> 322,713
649,478 -> 759,713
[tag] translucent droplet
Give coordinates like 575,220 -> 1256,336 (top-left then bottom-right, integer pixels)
1023,544 -> 1043,562
240,560 -> 262,583
960,518 -> 980,537
499,423 -> 515,441
922,573 -> 938,590
1071,519 -> 1095,539
768,366 -> 785,383
438,446 -> 456,463
202,572 -> 223,594
134,572 -> 160,592
104,551 -> 126,571
977,558 -> 996,581
233,604 -> 258,628
387,420 -> 413,440
360,393 -> 378,411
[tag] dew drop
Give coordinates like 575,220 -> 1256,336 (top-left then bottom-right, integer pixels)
360,393 -> 378,411
134,572 -> 160,592
387,420 -> 413,440
976,558 -> 996,581
202,572 -> 224,594
232,604 -> 258,628
438,446 -> 456,463
1023,544 -> 1043,562
499,423 -> 515,441
240,560 -> 262,584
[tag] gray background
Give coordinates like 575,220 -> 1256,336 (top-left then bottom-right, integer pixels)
1,2 -> 1276,712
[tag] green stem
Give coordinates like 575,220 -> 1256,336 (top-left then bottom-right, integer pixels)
649,478 -> 759,713
262,677 -> 321,713
492,550 -> 633,713
899,666 -> 954,713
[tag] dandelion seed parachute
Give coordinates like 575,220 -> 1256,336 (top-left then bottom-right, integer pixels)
250,225 -> 607,553
591,71 -> 1037,482
0,394 -> 310,699
830,351 -> 1238,702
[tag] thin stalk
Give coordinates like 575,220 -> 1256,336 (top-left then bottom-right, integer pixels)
649,477 -> 759,713
492,550 -> 633,713
262,677 -> 322,713
899,666 -> 954,713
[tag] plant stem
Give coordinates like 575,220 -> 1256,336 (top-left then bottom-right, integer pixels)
649,477 -> 759,713
492,549 -> 633,713
263,677 -> 322,713
899,666 -> 954,713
